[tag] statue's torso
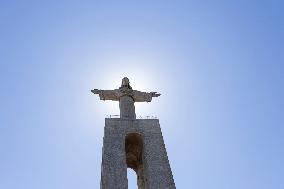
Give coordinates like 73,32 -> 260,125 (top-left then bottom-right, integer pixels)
119,95 -> 136,119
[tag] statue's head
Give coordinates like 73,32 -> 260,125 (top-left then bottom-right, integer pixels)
121,77 -> 132,89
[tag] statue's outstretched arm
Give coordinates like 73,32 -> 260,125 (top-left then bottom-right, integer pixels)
91,89 -> 119,101
91,89 -> 101,94
133,90 -> 161,102
149,92 -> 161,97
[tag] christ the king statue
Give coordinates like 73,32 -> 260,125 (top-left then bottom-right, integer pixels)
91,77 -> 161,119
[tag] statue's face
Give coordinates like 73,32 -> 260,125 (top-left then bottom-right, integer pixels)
122,77 -> 130,86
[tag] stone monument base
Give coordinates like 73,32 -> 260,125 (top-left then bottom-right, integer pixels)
100,118 -> 176,189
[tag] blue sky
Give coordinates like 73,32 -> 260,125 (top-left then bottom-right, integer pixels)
0,0 -> 283,188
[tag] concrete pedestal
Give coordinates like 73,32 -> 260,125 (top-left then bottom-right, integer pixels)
100,118 -> 176,189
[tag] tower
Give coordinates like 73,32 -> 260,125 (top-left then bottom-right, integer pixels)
92,77 -> 176,189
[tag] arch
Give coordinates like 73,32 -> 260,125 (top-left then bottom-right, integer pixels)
125,133 -> 145,189
127,168 -> 138,189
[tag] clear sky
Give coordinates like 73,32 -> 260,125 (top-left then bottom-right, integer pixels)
0,0 -> 283,188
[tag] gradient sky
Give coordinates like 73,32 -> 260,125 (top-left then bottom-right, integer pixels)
0,0 -> 283,189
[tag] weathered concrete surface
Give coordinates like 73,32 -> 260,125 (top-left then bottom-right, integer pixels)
100,118 -> 176,189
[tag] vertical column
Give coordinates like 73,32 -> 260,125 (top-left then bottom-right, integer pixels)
100,122 -> 128,189
142,121 -> 176,189
137,164 -> 145,189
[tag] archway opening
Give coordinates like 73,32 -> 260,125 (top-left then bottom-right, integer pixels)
125,133 -> 145,189
127,168 -> 138,189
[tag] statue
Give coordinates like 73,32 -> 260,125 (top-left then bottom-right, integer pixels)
91,77 -> 161,119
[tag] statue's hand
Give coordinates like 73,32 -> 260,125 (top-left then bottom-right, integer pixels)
91,89 -> 100,94
150,92 -> 161,97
